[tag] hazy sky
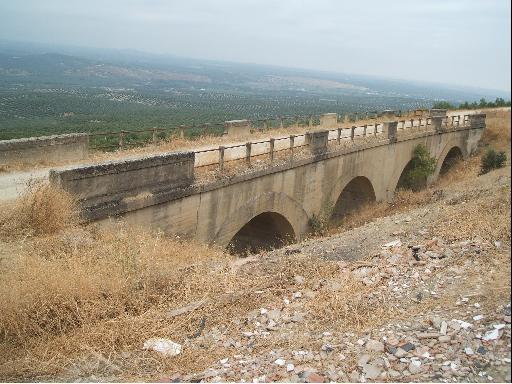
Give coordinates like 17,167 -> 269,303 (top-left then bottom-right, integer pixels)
0,0 -> 510,92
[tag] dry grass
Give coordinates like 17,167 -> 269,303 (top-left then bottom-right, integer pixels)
0,183 -> 346,380
431,171 -> 511,244
480,108 -> 511,152
0,218 -> 235,379
0,181 -> 77,238
305,271 -> 397,332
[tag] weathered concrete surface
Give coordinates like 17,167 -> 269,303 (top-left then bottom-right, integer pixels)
430,109 -> 448,117
224,120 -> 252,136
0,133 -> 89,167
83,118 -> 484,248
305,130 -> 329,154
319,113 -> 338,129
50,151 -> 194,209
381,110 -> 396,119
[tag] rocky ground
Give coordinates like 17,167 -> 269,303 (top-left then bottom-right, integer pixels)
154,168 -> 511,383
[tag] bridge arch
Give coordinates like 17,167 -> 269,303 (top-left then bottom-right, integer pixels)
212,191 -> 310,251
433,142 -> 467,180
329,175 -> 377,223
387,152 -> 421,194
227,212 -> 295,254
388,140 -> 468,194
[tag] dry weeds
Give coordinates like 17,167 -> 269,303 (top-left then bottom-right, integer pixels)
0,180 -> 77,238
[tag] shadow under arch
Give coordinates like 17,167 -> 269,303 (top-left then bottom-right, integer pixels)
227,211 -> 296,255
330,176 -> 376,222
395,158 -> 424,190
212,191 -> 310,252
439,146 -> 464,176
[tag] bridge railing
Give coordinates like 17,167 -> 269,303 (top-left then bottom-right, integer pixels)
87,114 -> 327,151
85,109 -> 466,151
191,113 -> 475,171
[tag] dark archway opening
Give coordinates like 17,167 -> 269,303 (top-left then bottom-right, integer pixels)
396,159 -> 423,190
440,147 -> 463,175
227,212 -> 296,255
331,176 -> 376,223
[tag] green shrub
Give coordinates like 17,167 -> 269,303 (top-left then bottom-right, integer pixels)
480,148 -> 507,175
308,201 -> 334,235
432,101 -> 455,109
309,213 -> 325,235
400,144 -> 437,191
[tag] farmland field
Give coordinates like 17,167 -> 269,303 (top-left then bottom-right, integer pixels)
0,43 -> 509,141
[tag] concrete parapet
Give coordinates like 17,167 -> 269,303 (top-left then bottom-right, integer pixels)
319,113 -> 338,128
431,116 -> 444,133
305,130 -> 329,155
414,109 -> 428,117
430,109 -> 447,117
381,110 -> 396,119
382,121 -> 398,142
0,133 -> 89,166
224,120 -> 251,136
50,151 -> 195,209
469,113 -> 486,129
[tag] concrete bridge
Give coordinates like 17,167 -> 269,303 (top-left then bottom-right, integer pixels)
49,111 -> 486,252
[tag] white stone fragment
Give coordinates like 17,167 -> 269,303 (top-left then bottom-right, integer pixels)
143,338 -> 182,357
482,329 -> 500,341
274,358 -> 286,366
383,239 -> 402,248
464,347 -> 474,355
453,319 -> 472,329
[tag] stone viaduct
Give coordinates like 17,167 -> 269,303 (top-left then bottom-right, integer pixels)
50,111 -> 486,253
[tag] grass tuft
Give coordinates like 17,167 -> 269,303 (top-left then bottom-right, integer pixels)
0,181 -> 77,238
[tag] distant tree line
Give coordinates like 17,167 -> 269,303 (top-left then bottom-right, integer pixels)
432,98 -> 511,110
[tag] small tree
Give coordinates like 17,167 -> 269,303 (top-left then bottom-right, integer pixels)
480,148 -> 507,175
401,144 -> 437,191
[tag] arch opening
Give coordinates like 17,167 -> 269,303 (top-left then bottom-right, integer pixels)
227,212 -> 296,255
440,146 -> 463,175
396,159 -> 424,191
331,176 -> 376,222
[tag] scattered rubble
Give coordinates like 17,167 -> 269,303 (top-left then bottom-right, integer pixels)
160,230 -> 511,383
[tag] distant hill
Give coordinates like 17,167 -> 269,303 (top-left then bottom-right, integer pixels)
1,40 -> 510,102
0,40 -> 509,140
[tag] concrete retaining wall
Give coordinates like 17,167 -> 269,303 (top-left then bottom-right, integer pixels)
224,120 -> 251,136
50,151 -> 195,209
0,133 -> 89,166
319,113 -> 338,128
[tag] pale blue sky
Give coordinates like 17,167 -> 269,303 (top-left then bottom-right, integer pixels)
0,0 -> 510,91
